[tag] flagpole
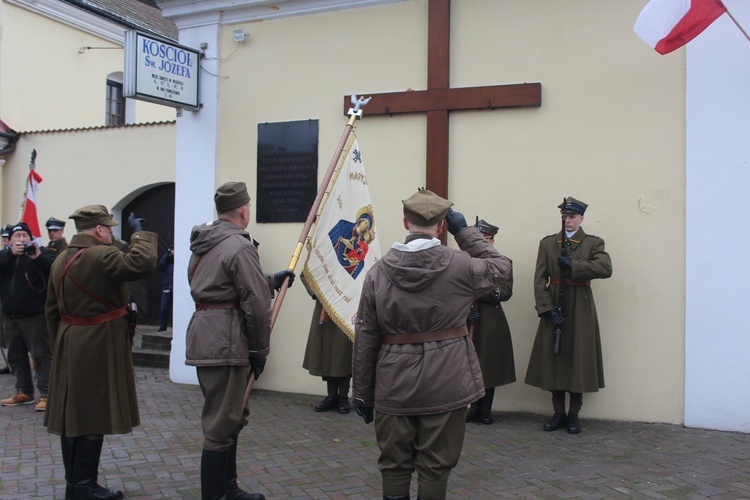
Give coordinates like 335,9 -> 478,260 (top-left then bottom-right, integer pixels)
242,96 -> 371,410
19,149 -> 37,222
725,7 -> 750,44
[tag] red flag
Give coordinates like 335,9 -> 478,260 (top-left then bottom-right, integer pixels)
20,162 -> 43,243
634,0 -> 727,55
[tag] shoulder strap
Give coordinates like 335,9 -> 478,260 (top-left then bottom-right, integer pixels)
55,247 -> 118,310
55,248 -> 87,300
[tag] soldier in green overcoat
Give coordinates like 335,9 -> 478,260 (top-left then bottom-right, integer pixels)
466,218 -> 516,425
45,206 -> 157,499
524,197 -> 612,434
301,273 -> 353,414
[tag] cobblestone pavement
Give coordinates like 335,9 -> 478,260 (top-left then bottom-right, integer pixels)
1,367 -> 749,499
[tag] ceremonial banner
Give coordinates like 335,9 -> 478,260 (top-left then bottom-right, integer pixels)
634,0 -> 727,55
303,136 -> 381,340
20,151 -> 43,244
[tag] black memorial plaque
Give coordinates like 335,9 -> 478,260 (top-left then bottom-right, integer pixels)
257,120 -> 319,223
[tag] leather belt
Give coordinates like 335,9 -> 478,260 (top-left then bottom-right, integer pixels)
382,326 -> 468,345
549,278 -> 591,286
61,306 -> 129,326
195,302 -> 240,311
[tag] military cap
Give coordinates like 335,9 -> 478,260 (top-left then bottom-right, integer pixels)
475,218 -> 499,237
45,217 -> 66,230
69,205 -> 119,230
9,222 -> 32,238
558,196 -> 588,215
1,224 -> 11,237
215,181 -> 251,213
402,188 -> 453,226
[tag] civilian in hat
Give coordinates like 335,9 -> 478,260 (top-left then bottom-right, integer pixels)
45,205 -> 157,500
465,218 -> 516,426
352,189 -> 512,500
524,197 -> 612,434
186,181 -> 295,500
45,217 -> 68,258
0,222 -> 54,410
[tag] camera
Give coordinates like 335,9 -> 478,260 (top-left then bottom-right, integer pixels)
22,242 -> 36,255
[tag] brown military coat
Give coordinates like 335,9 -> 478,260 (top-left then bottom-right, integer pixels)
524,228 -> 612,393
44,232 -> 157,436
352,227 -> 512,415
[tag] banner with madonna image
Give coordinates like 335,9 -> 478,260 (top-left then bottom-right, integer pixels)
303,136 -> 381,340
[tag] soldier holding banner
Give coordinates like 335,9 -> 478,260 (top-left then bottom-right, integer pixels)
185,181 -> 294,500
352,189 -> 512,500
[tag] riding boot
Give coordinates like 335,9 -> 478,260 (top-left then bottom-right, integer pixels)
466,400 -> 480,423
338,376 -> 351,414
383,495 -> 410,499
201,448 -> 228,500
480,387 -> 495,425
61,436 -> 78,500
72,435 -> 123,500
225,437 -> 265,500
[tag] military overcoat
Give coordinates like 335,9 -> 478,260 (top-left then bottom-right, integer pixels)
524,228 -> 612,393
472,267 -> 516,388
44,232 -> 157,436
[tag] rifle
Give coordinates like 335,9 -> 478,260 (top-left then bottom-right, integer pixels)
553,204 -> 568,354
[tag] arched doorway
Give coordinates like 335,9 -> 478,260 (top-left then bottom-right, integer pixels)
120,183 -> 175,327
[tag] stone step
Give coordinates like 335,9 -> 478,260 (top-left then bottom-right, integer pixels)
132,326 -> 171,369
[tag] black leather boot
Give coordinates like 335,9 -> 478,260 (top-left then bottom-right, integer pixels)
201,448 -> 228,500
226,438 -> 265,500
543,413 -> 568,432
61,436 -> 78,499
480,388 -> 495,425
72,435 -> 123,499
314,395 -> 338,412
383,495 -> 410,499
465,401 -> 480,423
567,414 -> 581,434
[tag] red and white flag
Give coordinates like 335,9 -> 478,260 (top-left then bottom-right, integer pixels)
634,0 -> 727,55
20,151 -> 43,243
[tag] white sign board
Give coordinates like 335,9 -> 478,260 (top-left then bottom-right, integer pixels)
124,31 -> 200,110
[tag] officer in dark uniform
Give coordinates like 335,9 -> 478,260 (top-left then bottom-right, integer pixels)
525,197 -> 612,434
45,217 -> 68,258
466,218 -> 516,425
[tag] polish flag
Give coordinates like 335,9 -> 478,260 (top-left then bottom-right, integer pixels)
21,163 -> 43,243
634,0 -> 727,55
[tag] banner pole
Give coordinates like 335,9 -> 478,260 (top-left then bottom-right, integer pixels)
725,7 -> 750,44
242,96 -> 371,410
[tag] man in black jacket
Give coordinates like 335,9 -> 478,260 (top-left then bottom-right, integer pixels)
0,222 -> 54,410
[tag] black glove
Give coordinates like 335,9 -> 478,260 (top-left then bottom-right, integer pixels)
545,309 -> 565,326
558,255 -> 572,270
249,356 -> 266,380
128,212 -> 145,232
445,208 -> 467,236
467,310 -> 480,322
355,404 -> 374,424
273,270 -> 296,291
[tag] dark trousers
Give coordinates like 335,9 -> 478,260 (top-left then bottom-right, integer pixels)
158,290 -> 173,331
4,313 -> 51,397
375,408 -> 467,499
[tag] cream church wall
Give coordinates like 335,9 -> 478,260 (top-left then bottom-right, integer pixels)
0,2 -> 174,132
175,0 -> 687,423
2,124 -> 175,232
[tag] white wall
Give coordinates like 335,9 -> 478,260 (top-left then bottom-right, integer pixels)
685,1 -> 750,432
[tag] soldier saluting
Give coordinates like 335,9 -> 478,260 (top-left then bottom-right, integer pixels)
524,197 -> 612,434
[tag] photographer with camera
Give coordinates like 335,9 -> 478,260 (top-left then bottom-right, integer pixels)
0,222 -> 54,410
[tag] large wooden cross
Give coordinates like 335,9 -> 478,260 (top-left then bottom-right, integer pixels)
343,0 -> 541,200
